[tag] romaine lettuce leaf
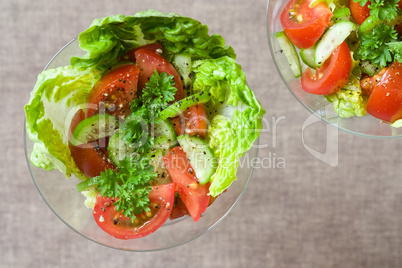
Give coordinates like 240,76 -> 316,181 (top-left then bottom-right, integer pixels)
192,57 -> 265,196
25,66 -> 101,179
71,10 -> 236,71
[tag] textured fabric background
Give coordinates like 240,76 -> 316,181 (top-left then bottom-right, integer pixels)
2,0 -> 402,267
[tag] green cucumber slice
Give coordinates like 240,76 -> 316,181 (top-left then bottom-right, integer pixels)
314,20 -> 357,67
107,132 -> 138,165
300,44 -> 316,69
152,117 -> 176,142
172,53 -> 192,88
358,15 -> 402,36
275,31 -> 302,78
71,113 -> 119,146
177,135 -> 217,185
159,91 -> 211,120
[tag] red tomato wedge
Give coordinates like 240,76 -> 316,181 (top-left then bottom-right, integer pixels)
280,0 -> 332,49
86,63 -> 140,119
350,0 -> 370,25
163,147 -> 210,222
367,61 -> 402,123
68,109 -> 116,178
135,47 -> 184,100
120,43 -> 163,62
169,196 -> 190,220
301,41 -> 351,95
171,104 -> 208,138
93,183 -> 175,240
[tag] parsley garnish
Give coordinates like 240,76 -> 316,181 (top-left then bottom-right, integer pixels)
355,24 -> 398,68
120,70 -> 177,153
77,154 -> 157,222
354,0 -> 399,22
131,70 -> 177,113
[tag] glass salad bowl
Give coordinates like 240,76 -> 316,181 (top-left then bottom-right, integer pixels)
24,38 -> 258,251
266,0 -> 402,138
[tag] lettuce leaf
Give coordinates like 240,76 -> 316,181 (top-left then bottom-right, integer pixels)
325,89 -> 368,118
71,10 -> 236,71
25,66 -> 101,179
192,57 -> 265,196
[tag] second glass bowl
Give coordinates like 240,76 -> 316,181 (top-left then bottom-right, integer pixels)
266,0 -> 402,138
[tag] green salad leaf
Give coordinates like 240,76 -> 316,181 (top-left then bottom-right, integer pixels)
71,10 -> 235,71
325,89 -> 368,118
25,66 -> 101,179
192,56 -> 265,196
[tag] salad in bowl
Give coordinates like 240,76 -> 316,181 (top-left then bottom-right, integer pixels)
24,10 -> 264,246
267,0 -> 402,137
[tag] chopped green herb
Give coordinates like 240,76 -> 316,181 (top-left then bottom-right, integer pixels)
77,154 -> 157,222
355,23 -> 398,68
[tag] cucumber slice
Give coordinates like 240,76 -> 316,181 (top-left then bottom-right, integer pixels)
159,91 -> 211,120
71,113 -> 119,146
108,116 -> 176,165
152,117 -> 176,142
177,135 -> 217,185
107,132 -> 138,165
275,31 -> 302,78
172,54 -> 192,88
153,135 -> 175,155
358,15 -> 402,36
314,20 -> 357,67
300,45 -> 316,69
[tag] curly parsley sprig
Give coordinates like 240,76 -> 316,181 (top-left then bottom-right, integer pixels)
120,70 -> 177,153
131,70 -> 177,113
77,154 -> 157,222
355,24 -> 398,68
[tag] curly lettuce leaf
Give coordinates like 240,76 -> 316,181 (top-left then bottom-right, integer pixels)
25,66 -> 101,179
71,11 -> 235,70
192,57 -> 265,196
325,89 -> 368,118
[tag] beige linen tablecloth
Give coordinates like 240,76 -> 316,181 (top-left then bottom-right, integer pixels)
2,0 -> 402,267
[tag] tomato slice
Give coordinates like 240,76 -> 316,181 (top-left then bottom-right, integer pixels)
120,43 -> 163,62
367,61 -> 402,123
86,63 -> 140,119
169,195 -> 190,220
171,103 -> 208,138
280,0 -> 332,49
68,109 -> 116,178
93,183 -> 175,240
135,48 -> 184,101
68,110 -> 115,176
163,147 -> 210,222
350,0 -> 370,25
301,41 -> 351,95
